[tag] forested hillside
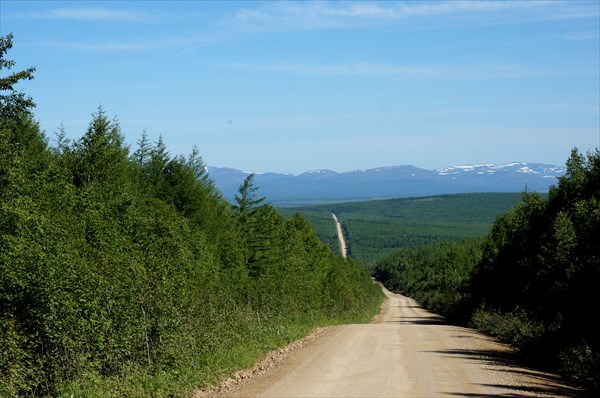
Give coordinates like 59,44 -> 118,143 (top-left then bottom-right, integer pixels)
0,34 -> 383,397
283,192 -> 523,266
375,148 -> 600,391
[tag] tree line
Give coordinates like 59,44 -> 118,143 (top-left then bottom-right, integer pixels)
0,34 -> 383,397
374,148 -> 600,391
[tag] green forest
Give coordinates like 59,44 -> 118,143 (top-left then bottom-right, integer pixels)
283,192 -> 523,266
374,149 -> 600,391
3,30 -> 599,396
0,34 -> 383,397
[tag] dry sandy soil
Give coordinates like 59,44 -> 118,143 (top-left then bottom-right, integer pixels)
197,286 -> 586,398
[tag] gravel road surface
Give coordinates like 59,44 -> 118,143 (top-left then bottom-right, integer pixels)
222,287 -> 584,398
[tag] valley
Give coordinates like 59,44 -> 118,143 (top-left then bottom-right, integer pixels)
281,192 -> 524,265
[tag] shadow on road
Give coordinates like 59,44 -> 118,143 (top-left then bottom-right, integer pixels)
379,289 -> 591,397
380,314 -> 445,325
446,381 -> 589,398
396,316 -> 445,325
431,347 -> 589,398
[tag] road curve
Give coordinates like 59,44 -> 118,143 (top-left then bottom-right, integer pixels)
227,286 -> 583,398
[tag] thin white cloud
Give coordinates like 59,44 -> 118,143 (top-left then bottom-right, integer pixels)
214,61 -> 561,80
563,31 -> 600,41
11,6 -> 150,21
226,1 -> 600,31
227,1 -> 395,30
42,36 -> 214,52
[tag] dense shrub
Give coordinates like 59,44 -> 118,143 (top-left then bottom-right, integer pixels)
0,96 -> 383,396
0,110 -> 383,397
470,148 -> 600,389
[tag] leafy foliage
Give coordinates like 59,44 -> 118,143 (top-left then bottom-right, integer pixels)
0,110 -> 383,397
278,207 -> 342,256
0,36 -> 383,397
470,148 -> 600,388
0,34 -> 36,124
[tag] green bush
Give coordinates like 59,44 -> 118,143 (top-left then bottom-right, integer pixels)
471,306 -> 546,354
0,107 -> 383,397
470,148 -> 600,388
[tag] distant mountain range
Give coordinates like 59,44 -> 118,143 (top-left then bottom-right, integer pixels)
208,163 -> 566,206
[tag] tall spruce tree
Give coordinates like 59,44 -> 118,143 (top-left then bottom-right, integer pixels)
234,174 -> 266,270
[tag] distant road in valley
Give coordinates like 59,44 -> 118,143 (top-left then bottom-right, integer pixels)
225,286 -> 584,398
331,213 -> 347,258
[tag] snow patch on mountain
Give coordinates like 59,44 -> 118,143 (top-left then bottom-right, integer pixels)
517,166 -> 537,174
436,162 -> 564,178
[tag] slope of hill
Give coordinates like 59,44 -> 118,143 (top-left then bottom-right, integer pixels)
209,163 -> 565,205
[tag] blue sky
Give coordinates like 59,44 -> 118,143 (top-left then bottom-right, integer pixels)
2,1 -> 599,174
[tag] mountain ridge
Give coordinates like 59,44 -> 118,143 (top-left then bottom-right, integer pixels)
208,162 -> 566,206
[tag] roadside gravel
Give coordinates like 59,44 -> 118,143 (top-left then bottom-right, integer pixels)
193,327 -> 332,398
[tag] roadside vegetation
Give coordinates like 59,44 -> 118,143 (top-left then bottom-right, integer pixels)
278,207 -> 342,256
374,148 -> 600,392
0,34 -> 383,397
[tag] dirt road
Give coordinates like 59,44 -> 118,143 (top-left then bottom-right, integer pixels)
331,213 -> 347,258
226,287 -> 582,398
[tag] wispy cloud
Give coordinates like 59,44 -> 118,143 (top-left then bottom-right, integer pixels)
227,2 -> 400,31
11,6 -> 156,22
226,1 -> 600,31
214,61 -> 562,80
563,31 -> 600,41
44,36 -> 214,52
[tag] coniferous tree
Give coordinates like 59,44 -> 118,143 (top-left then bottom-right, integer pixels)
133,129 -> 151,167
73,106 -> 129,188
0,34 -> 36,125
233,173 -> 265,220
146,135 -> 170,199
233,173 -> 266,270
